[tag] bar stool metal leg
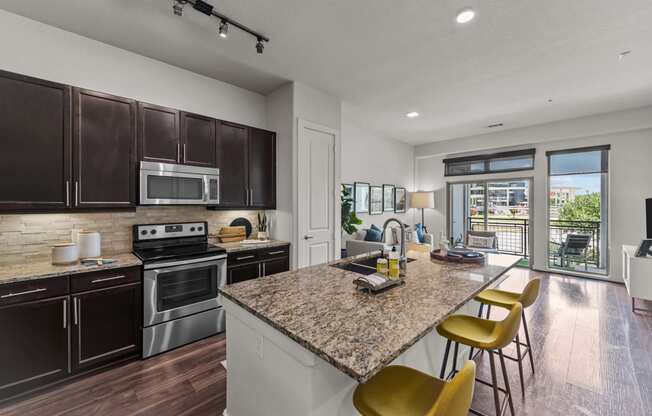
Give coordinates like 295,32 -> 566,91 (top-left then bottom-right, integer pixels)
440,339 -> 452,379
514,334 -> 525,394
449,342 -> 460,379
488,350 -> 502,416
498,349 -> 515,416
521,310 -> 535,373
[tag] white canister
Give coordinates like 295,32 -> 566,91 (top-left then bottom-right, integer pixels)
52,243 -> 79,265
78,231 -> 101,259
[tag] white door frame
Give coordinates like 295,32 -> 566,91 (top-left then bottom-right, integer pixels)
295,119 -> 341,268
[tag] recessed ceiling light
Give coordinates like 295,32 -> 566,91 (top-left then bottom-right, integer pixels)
618,50 -> 631,60
456,8 -> 475,24
406,112 -> 420,118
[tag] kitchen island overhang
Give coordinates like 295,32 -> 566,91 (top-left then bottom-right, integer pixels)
219,251 -> 522,416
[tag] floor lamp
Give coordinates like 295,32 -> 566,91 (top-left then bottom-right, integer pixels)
410,191 -> 435,232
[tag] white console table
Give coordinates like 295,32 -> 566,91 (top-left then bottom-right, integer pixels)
622,245 -> 652,313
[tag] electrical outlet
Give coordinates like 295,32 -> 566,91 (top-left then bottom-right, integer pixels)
256,335 -> 264,359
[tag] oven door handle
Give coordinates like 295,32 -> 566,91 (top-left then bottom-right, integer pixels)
143,254 -> 227,270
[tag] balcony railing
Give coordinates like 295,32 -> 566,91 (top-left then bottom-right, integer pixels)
467,217 -> 602,268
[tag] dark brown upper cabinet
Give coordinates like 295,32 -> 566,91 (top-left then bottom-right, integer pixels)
73,88 -> 137,208
180,112 -> 217,168
0,70 -> 71,211
249,128 -> 276,209
213,123 -> 276,210
216,121 -> 249,207
138,102 -> 180,164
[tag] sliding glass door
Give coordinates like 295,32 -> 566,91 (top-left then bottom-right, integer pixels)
448,179 -> 532,266
547,146 -> 609,276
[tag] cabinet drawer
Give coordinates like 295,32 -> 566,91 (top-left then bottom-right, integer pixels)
227,250 -> 259,266
259,245 -> 290,260
0,276 -> 69,307
71,266 -> 141,293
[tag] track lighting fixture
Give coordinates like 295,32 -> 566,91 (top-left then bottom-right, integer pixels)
172,0 -> 186,16
219,20 -> 228,38
172,0 -> 269,54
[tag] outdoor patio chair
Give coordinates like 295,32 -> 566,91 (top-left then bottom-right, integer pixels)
555,233 -> 592,271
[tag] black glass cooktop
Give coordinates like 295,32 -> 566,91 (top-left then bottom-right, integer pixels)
133,243 -> 225,263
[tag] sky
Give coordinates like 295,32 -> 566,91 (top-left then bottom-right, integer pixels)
550,174 -> 602,194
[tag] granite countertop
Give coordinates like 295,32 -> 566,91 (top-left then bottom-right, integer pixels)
0,253 -> 142,285
209,239 -> 290,253
219,250 -> 521,383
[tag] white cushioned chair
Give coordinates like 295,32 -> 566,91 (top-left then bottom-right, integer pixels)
466,230 -> 499,253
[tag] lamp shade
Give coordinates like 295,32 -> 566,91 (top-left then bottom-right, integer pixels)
410,191 -> 435,209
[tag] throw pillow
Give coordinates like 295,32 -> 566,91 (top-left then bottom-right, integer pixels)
415,223 -> 425,244
365,225 -> 383,242
468,235 -> 495,249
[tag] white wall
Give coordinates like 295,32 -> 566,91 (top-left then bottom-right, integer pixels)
0,10 -> 266,128
341,106 -> 415,237
415,107 -> 652,282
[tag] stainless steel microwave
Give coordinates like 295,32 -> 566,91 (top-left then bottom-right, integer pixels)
139,162 -> 219,205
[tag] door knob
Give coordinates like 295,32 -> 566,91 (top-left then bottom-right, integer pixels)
304,234 -> 314,240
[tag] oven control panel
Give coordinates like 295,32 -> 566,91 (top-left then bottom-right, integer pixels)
135,222 -> 207,241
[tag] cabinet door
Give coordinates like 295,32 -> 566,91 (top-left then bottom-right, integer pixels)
138,102 -> 180,164
0,70 -> 71,211
228,263 -> 260,285
0,297 -> 68,400
180,112 -> 216,167
248,128 -> 276,209
73,88 -> 136,208
216,121 -> 248,207
71,283 -> 141,373
262,257 -> 290,277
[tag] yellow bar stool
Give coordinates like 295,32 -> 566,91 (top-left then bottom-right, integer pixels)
471,278 -> 541,393
353,360 -> 476,416
436,303 -> 523,416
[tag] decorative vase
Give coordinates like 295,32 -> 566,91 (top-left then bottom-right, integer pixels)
257,231 -> 268,240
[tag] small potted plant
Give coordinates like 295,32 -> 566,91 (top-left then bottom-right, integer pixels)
257,212 -> 269,240
341,185 -> 362,257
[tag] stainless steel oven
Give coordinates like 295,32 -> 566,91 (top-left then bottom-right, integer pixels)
139,161 -> 219,205
133,221 -> 227,358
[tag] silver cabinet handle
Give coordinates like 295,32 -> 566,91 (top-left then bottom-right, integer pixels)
91,275 -> 126,284
263,262 -> 266,277
73,298 -> 79,326
75,181 -> 79,206
258,263 -> 262,278
63,299 -> 67,329
304,235 -> 314,240
1,288 -> 47,299
236,255 -> 255,261
268,250 -> 285,255
183,143 -> 187,163
177,143 -> 181,163
66,181 -> 70,207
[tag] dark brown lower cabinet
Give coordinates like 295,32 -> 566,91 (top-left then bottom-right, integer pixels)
71,283 -> 141,373
0,296 -> 68,400
226,244 -> 290,285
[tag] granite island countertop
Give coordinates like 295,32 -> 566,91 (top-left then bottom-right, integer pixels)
209,239 -> 289,253
219,250 -> 521,383
0,253 -> 142,285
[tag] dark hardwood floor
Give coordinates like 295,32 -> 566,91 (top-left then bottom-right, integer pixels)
0,268 -> 650,416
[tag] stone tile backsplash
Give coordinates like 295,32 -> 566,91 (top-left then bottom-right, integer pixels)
0,207 -> 261,266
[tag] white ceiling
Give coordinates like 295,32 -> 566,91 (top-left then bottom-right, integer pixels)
2,0 -> 652,144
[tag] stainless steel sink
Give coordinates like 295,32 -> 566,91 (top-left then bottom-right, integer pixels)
331,254 -> 416,276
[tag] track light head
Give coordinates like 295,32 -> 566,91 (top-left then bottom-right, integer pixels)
173,0 -> 186,16
219,20 -> 228,38
256,38 -> 264,54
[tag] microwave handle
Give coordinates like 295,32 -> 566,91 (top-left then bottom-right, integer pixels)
204,177 -> 209,202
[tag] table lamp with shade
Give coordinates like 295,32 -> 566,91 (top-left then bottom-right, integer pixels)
410,191 -> 435,232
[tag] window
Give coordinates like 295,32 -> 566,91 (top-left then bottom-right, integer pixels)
444,149 -> 535,176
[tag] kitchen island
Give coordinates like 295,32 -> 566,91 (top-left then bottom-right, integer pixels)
219,250 -> 521,416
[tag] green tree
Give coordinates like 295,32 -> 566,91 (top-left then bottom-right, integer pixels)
558,192 -> 601,221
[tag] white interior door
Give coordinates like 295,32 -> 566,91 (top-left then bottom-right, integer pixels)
297,120 -> 337,268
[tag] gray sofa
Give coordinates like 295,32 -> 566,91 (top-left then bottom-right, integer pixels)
345,227 -> 434,257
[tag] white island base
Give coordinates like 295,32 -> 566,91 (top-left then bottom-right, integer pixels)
222,297 -> 481,416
